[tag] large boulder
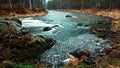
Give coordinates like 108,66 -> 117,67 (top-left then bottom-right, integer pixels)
0,19 -> 56,63
35,35 -> 56,50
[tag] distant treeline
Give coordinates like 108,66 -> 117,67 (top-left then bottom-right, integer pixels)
0,0 -> 44,10
0,0 -> 119,10
46,0 -> 120,9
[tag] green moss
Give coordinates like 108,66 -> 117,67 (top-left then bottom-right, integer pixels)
12,46 -> 44,62
3,61 -> 33,68
97,62 -> 110,68
106,58 -> 120,67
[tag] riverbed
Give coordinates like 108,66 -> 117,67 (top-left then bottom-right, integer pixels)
21,10 -> 111,67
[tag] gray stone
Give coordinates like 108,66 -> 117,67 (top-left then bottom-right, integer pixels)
43,27 -> 52,31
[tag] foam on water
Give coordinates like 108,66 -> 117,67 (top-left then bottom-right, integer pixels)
21,16 -> 62,36
22,19 -> 54,28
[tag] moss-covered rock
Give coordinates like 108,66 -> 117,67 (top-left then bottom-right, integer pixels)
0,19 -> 56,65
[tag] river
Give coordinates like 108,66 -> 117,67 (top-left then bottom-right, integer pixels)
21,10 -> 111,67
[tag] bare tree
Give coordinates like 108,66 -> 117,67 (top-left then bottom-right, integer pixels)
8,0 -> 12,9
29,0 -> 32,9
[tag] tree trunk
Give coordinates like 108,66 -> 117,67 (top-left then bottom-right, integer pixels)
22,0 -> 25,8
9,0 -> 12,10
29,0 -> 32,9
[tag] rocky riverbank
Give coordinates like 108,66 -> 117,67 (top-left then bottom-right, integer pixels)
86,9 -> 120,56
0,18 -> 56,68
69,17 -> 120,68
88,13 -> 120,68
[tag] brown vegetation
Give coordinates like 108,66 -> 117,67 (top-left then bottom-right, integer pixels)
62,8 -> 120,20
0,19 -> 56,68
0,8 -> 47,18
82,9 -> 120,20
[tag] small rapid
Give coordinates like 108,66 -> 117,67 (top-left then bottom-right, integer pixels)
41,34 -> 110,67
21,10 -> 111,67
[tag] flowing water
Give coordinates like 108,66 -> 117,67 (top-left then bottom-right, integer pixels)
21,10 -> 111,67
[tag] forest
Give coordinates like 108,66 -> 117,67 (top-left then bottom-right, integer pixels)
0,0 -> 120,10
47,0 -> 120,9
0,0 -> 45,9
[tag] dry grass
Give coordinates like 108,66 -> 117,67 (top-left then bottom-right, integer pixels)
0,11 -> 46,18
111,20 -> 120,32
61,8 -> 120,20
80,9 -> 120,20
95,9 -> 120,20
0,8 -> 47,18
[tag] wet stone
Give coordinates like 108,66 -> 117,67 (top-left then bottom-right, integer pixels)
69,49 -> 90,59
77,23 -> 83,26
69,49 -> 85,58
83,57 -> 96,65
11,18 -> 22,25
65,15 -> 72,17
43,27 -> 52,31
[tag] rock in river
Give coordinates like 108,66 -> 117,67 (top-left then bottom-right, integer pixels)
43,25 -> 59,31
43,27 -> 52,31
65,15 -> 72,17
69,49 -> 90,59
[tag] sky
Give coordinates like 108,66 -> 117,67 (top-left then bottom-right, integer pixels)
45,0 -> 50,3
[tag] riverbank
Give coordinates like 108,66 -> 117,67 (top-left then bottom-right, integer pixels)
62,9 -> 120,31
59,8 -> 120,20
80,9 -> 120,68
0,8 -> 47,18
81,9 -> 120,46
